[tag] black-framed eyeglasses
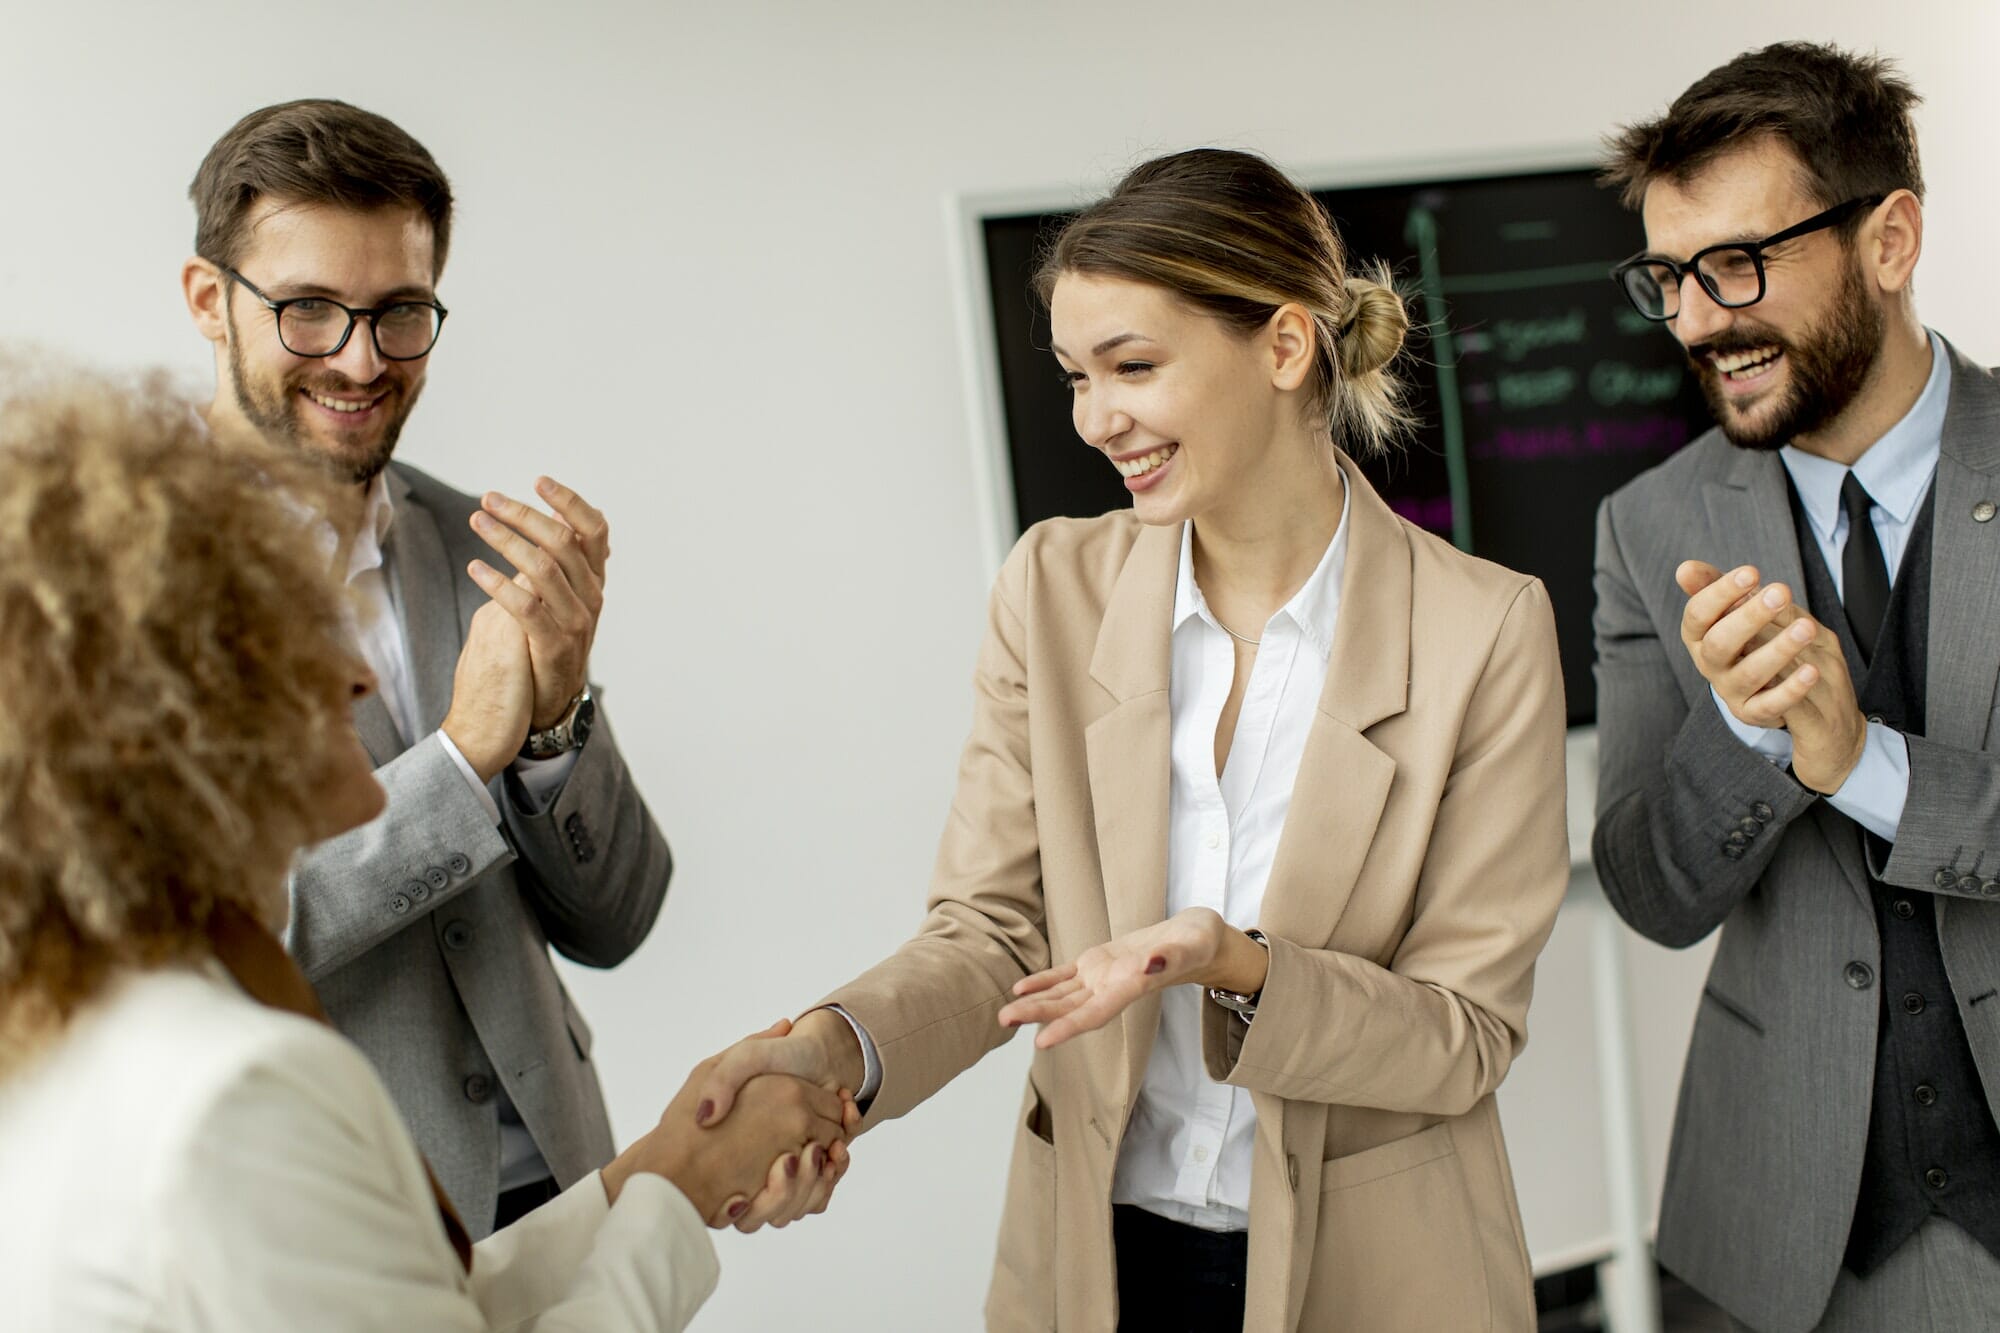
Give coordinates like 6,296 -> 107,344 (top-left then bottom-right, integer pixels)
220,266 -> 449,360
1611,195 -> 1884,322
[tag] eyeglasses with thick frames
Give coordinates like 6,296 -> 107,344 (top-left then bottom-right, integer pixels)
220,266 -> 449,361
1611,195 -> 1885,322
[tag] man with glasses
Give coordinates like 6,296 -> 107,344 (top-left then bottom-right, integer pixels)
1593,43 -> 2000,1331
181,99 -> 674,1237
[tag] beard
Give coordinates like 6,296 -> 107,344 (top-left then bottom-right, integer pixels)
225,307 -> 419,485
1687,258 -> 1885,452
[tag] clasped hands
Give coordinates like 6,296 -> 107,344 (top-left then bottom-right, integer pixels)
680,909 -> 1268,1230
1677,559 -> 1869,794
443,476 -> 607,783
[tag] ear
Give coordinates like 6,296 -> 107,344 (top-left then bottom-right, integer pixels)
183,257 -> 229,345
1867,190 -> 1923,296
1266,303 -> 1318,393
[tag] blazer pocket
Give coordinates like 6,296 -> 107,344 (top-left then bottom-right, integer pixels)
1701,984 -> 1765,1037
1302,1123 -> 1495,1332
985,1080 -> 1057,1333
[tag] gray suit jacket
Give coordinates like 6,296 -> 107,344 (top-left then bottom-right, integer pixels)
285,461 -> 672,1237
1592,339 -> 2000,1331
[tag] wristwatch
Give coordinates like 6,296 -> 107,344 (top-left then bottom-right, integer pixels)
520,686 -> 595,760
1207,929 -> 1270,1024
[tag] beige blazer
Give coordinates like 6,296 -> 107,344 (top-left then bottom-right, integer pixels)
827,457 -> 1569,1332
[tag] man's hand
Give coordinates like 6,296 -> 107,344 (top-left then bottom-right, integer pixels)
600,1020 -> 851,1227
467,477 -> 610,730
997,907 -> 1259,1050
440,602 -> 535,783
690,1009 -> 868,1231
1676,560 -> 1869,794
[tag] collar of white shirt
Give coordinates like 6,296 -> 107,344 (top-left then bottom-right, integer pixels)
345,471 -> 398,587
1170,466 -> 1352,660
1780,329 -> 1949,545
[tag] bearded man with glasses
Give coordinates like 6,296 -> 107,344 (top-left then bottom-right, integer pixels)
178,100 -> 685,1240
1592,43 -> 2000,1332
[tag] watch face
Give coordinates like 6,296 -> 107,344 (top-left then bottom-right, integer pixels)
572,697 -> 596,748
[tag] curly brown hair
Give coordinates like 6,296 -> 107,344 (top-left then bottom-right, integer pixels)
0,364 -> 360,1069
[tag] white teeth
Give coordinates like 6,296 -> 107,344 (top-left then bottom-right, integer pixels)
309,391 -> 374,413
1114,444 -> 1178,478
1713,346 -> 1781,377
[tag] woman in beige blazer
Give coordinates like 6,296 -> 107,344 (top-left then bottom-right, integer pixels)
698,149 -> 1569,1331
0,372 -> 851,1332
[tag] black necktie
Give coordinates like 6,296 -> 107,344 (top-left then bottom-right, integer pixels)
1840,471 -> 1891,665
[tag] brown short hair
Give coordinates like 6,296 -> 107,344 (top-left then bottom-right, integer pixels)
1602,42 -> 1923,215
190,99 -> 454,277
1034,148 -> 1411,458
0,362 -> 357,1069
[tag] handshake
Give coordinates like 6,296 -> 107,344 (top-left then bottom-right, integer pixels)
604,1012 -> 869,1230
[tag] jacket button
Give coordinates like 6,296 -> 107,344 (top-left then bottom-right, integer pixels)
1960,875 -> 1983,896
1903,992 -> 1926,1015
1736,817 -> 1761,835
443,920 -> 473,951
446,853 -> 472,877
1983,880 -> 2000,898
1845,962 -> 1875,990
424,866 -> 450,891
463,1074 -> 492,1104
1927,1167 -> 1949,1189
1726,831 -> 1751,848
388,893 -> 411,916
1751,802 -> 1775,823
1975,500 -> 1996,524
1893,899 -> 1916,920
1916,1084 -> 1938,1106
406,878 -> 430,904
1938,869 -> 1959,889
1723,844 -> 1745,860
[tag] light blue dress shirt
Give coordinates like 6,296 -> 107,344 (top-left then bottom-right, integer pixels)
1712,331 -> 1949,842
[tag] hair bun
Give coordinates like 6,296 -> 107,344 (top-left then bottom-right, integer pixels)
1336,272 -> 1408,380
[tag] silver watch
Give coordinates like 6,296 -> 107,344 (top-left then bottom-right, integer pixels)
520,686 -> 595,760
1207,929 -> 1270,1024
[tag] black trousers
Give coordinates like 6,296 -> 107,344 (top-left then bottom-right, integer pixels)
492,1174 -> 560,1231
1113,1204 -> 1248,1332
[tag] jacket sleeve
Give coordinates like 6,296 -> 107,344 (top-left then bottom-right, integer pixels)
501,703 -> 673,969
167,1021 -> 717,1332
821,537 -> 1048,1125
1589,494 -> 1818,948
1200,579 -> 1568,1116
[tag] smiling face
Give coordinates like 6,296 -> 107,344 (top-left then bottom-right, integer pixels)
193,199 -> 437,483
1049,273 -> 1301,527
1641,137 -> 1886,451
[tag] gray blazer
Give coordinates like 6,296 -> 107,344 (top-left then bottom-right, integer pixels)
286,461 -> 672,1236
1592,339 -> 2000,1331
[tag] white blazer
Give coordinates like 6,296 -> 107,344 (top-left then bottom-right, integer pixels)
0,964 -> 717,1331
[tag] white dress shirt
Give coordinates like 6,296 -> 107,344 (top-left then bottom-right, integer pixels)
1712,331 -> 1948,843
340,473 -> 577,1191
0,965 -> 717,1331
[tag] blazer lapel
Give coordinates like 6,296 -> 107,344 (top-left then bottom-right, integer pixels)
351,692 -> 406,765
382,468 -> 467,737
1700,448 -> 1809,614
1255,461 -> 1403,952
1924,341 -> 2000,753
1083,521 -> 1177,1112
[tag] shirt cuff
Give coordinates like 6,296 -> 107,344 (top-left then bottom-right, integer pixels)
1711,685 -> 1795,766
824,1004 -> 883,1102
1826,722 -> 1910,844
437,729 -> 502,825
507,750 -> 580,815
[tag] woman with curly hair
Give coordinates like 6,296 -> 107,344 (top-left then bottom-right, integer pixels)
0,368 -> 848,1331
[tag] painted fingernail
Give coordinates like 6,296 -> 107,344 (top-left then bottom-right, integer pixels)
1145,956 -> 1167,975
696,1100 -> 714,1126
1762,587 -> 1785,608
785,1154 -> 799,1179
727,1200 -> 748,1219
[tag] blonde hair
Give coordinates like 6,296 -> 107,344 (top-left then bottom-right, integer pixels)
0,364 -> 357,1070
1035,148 -> 1412,457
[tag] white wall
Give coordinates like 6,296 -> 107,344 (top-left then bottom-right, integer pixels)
5,2 -> 1997,1327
